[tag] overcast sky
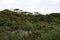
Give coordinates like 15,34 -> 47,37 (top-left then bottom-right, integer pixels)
0,0 -> 60,14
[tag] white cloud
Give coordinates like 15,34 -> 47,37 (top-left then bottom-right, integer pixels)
0,0 -> 60,14
0,0 -> 15,5
45,0 -> 59,4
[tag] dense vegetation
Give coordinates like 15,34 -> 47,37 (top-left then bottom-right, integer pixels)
0,9 -> 60,40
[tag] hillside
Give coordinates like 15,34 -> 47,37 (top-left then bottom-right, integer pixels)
0,9 -> 60,40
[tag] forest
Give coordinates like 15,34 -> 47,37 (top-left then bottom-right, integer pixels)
0,9 -> 60,40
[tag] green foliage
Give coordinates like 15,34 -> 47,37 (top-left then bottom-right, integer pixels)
0,9 -> 60,40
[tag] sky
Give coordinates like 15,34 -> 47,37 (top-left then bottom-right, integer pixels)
0,0 -> 60,14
